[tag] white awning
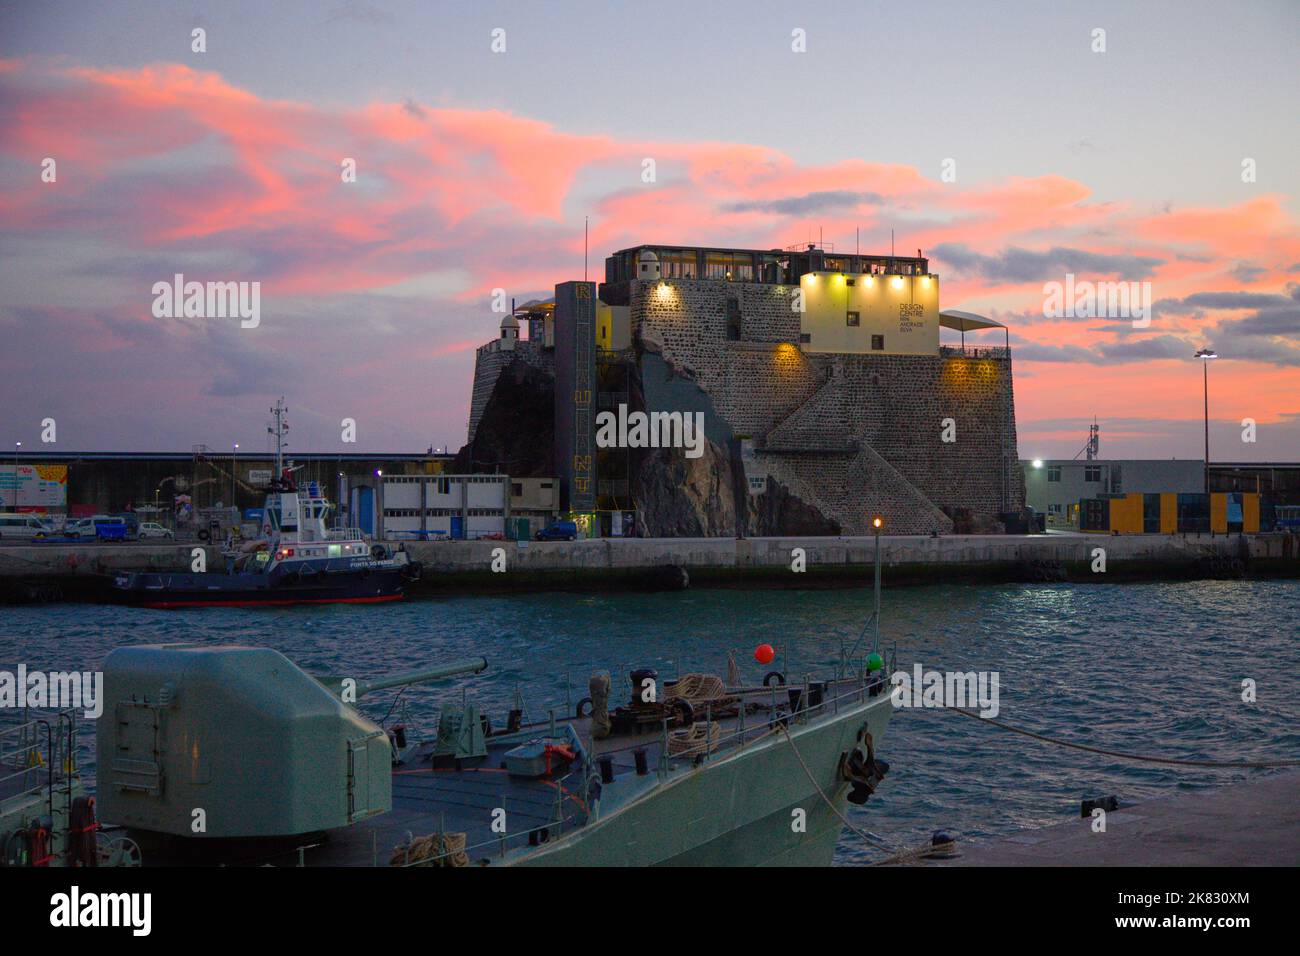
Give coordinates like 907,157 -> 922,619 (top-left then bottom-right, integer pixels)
939,310 -> 1004,332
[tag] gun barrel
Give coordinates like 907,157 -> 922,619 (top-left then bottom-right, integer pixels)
352,657 -> 488,698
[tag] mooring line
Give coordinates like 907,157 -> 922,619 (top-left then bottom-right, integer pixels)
776,723 -> 948,865
944,706 -> 1300,768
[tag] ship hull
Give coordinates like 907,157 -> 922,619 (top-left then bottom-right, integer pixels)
514,689 -> 893,867
111,563 -> 413,609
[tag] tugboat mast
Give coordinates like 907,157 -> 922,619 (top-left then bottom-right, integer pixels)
269,398 -> 288,478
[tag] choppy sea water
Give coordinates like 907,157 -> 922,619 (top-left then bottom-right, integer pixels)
3,579 -> 1297,865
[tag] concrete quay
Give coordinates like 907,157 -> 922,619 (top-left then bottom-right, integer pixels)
1,532 -> 1296,601
929,771 -> 1300,866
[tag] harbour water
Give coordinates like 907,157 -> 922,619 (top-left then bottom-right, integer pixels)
3,579 -> 1297,865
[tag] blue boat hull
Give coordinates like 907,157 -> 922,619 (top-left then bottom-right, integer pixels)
112,559 -> 418,608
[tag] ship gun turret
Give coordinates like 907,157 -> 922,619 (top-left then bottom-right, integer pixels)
96,644 -> 487,844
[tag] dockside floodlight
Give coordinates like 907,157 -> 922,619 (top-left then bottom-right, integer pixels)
872,516 -> 883,529
1195,348 -> 1218,493
1032,459 -> 1043,469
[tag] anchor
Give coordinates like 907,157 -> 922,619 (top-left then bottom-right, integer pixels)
841,726 -> 889,806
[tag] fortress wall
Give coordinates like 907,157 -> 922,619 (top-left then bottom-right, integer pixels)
629,278 -> 1023,530
466,340 -> 553,444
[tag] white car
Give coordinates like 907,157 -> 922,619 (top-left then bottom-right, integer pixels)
138,522 -> 175,540
0,514 -> 52,540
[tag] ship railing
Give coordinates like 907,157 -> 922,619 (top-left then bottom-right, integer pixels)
387,660 -> 891,868
325,528 -> 367,541
575,664 -> 892,774
651,671 -> 891,772
0,709 -> 78,820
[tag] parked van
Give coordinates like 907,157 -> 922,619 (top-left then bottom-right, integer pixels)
535,520 -> 578,541
0,514 -> 51,540
67,515 -> 136,541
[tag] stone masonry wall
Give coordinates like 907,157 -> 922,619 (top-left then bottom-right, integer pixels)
466,339 -> 554,444
630,278 -> 1023,534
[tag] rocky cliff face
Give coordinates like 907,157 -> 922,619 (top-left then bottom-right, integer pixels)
753,477 -> 841,536
453,357 -> 554,476
631,443 -> 842,538
461,345 -> 842,535
632,441 -> 741,537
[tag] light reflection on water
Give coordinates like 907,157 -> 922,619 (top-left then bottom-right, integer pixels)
2,578 -> 1296,865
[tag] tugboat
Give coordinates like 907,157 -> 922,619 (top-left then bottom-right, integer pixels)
112,401 -> 420,608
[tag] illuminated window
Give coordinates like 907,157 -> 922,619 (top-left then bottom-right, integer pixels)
660,251 -> 697,278
703,252 -> 754,281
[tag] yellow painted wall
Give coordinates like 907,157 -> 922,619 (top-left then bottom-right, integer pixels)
1159,493 -> 1178,534
799,272 -> 940,354
596,302 -> 630,350
1210,493 -> 1228,533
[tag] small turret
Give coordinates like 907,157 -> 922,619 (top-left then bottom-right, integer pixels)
500,313 -> 519,351
637,249 -> 661,281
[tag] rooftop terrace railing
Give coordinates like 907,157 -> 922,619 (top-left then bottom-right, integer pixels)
940,345 -> 1010,359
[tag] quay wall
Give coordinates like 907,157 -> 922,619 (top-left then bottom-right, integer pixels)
3,534 -> 1296,602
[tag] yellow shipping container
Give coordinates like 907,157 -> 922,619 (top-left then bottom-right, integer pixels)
1210,493 -> 1228,533
1109,493 -> 1145,534
1242,493 -> 1260,533
1159,493 -> 1178,534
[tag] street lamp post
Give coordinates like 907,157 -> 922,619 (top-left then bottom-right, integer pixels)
1195,349 -> 1217,494
231,443 -> 239,513
13,442 -> 20,513
871,515 -> 883,653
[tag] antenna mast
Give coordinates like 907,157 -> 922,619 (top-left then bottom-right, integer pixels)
270,398 -> 288,475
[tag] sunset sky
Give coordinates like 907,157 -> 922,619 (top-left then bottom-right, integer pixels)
2,0 -> 1297,460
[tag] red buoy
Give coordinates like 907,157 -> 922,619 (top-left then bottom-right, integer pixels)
754,643 -> 775,665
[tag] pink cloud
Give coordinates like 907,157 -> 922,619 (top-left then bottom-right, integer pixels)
1,56 -> 1296,450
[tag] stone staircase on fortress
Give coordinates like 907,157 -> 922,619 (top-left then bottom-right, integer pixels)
760,442 -> 951,536
761,367 -> 856,452
757,357 -> 953,534
843,442 -> 953,534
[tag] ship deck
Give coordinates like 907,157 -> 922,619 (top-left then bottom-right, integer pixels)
110,674 -> 888,867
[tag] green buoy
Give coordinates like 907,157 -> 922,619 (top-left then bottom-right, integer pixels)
866,652 -> 884,672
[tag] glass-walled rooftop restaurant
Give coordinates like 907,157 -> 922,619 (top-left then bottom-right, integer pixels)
604,244 -> 930,287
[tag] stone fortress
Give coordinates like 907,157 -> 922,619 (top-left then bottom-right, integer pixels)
460,242 -> 1025,536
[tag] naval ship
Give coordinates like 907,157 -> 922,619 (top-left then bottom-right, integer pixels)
2,643 -> 893,868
